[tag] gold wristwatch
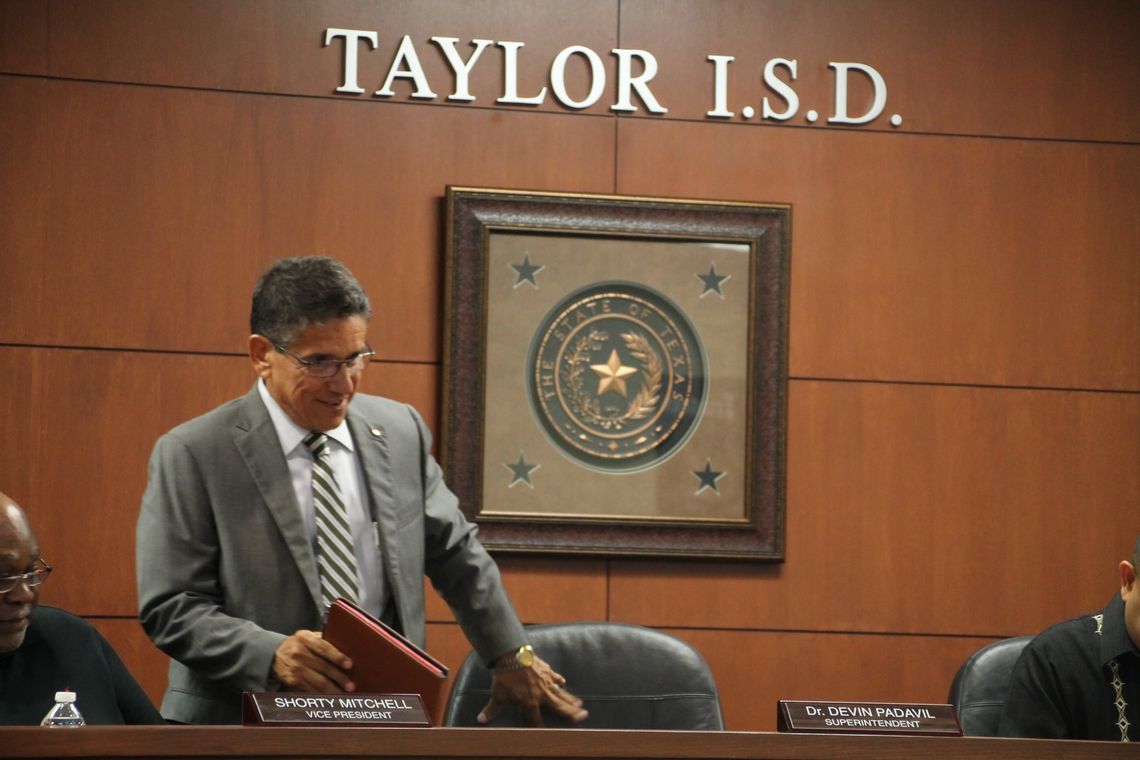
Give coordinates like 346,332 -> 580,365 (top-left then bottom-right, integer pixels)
495,644 -> 535,671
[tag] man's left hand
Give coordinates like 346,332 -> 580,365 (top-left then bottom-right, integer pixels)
477,655 -> 588,727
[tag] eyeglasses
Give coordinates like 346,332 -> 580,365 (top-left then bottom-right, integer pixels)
0,558 -> 52,595
273,343 -> 375,378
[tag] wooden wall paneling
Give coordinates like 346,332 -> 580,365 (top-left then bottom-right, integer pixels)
615,119 -> 1140,390
617,0 -> 1140,142
89,617 -> 169,711
1,79 -> 616,357
32,80 -> 615,356
492,556 -> 610,624
31,0 -> 1140,141
682,628 -> 1002,731
0,1 -> 46,74
45,83 -> 261,355
0,348 -> 253,615
608,380 -> 1140,637
43,0 -> 620,115
356,361 -> 440,435
424,556 -> 611,627
0,78 -> 48,336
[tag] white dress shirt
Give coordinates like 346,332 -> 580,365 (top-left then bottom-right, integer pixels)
257,379 -> 385,618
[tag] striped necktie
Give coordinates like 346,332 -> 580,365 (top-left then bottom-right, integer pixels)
302,432 -> 360,607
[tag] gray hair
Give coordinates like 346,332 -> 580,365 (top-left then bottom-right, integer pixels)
250,257 -> 371,345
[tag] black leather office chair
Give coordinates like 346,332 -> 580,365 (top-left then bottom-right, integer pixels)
947,635 -> 1034,736
443,622 -> 725,729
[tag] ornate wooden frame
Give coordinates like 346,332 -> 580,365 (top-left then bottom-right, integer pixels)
441,187 -> 789,560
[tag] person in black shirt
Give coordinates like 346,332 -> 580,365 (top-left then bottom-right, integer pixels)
998,535 -> 1140,741
0,491 -> 163,725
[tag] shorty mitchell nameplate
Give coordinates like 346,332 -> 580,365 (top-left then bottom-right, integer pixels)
242,692 -> 431,727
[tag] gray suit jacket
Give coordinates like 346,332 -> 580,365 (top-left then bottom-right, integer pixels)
136,384 -> 526,724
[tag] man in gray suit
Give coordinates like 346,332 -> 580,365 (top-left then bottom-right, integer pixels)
137,256 -> 586,725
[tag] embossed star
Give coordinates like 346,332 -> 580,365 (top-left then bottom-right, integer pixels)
505,453 -> 539,488
697,264 -> 730,298
591,349 -> 638,397
693,459 -> 725,494
511,254 -> 544,288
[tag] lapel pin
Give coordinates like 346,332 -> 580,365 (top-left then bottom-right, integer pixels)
370,426 -> 384,439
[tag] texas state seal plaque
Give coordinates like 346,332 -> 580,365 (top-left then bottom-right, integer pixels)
443,188 -> 789,560
527,283 -> 707,472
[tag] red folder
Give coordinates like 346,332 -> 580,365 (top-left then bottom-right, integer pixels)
322,598 -> 449,725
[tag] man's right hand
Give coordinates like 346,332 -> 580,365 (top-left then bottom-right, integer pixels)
272,629 -> 356,692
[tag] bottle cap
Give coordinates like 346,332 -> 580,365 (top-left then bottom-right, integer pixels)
54,691 -> 76,703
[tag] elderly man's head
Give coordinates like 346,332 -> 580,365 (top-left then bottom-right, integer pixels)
247,257 -> 375,432
0,492 -> 48,653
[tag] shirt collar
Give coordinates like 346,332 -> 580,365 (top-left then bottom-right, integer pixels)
1097,592 -> 1136,665
257,379 -> 355,456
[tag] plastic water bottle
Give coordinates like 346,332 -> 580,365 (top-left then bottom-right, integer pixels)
40,691 -> 86,727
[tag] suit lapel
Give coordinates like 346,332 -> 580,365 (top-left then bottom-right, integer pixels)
233,384 -> 323,612
348,410 -> 405,609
